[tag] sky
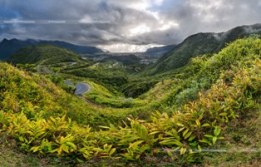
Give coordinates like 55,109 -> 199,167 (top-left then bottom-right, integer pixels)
0,0 -> 260,52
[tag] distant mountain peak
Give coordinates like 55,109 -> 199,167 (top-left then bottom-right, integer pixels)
2,38 -> 8,42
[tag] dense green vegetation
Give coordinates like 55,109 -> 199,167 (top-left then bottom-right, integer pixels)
8,45 -> 133,93
0,63 -> 137,127
0,38 -> 104,60
121,80 -> 158,98
65,67 -> 128,91
8,45 -> 86,65
101,54 -> 141,65
0,37 -> 260,166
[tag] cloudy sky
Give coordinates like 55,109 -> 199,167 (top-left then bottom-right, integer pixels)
0,0 -> 260,52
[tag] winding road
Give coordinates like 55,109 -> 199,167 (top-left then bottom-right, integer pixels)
74,83 -> 90,95
64,80 -> 91,95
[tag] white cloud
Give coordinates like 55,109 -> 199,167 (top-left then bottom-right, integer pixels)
98,43 -> 163,52
108,0 -> 164,10
129,24 -> 152,37
158,21 -> 179,31
79,15 -> 93,23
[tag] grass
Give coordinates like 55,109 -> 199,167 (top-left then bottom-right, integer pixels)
0,134 -> 51,167
202,101 -> 261,167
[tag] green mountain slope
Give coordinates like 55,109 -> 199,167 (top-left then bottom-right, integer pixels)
0,37 -> 260,166
8,45 -> 84,65
0,38 -> 104,60
146,24 -> 261,75
7,45 -> 132,92
0,62 -> 131,127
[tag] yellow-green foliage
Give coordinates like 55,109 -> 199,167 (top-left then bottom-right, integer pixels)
142,37 -> 261,110
0,63 -> 124,126
0,37 -> 260,164
0,63 -> 63,115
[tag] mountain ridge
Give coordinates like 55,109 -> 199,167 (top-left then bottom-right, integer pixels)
7,44 -> 85,65
146,23 -> 261,75
145,44 -> 176,58
0,38 -> 104,60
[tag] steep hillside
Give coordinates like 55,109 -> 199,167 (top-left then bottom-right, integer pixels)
0,37 -> 260,166
0,39 -> 37,60
145,44 -> 176,58
0,62 -> 133,127
7,45 -> 135,92
147,24 -> 261,74
40,40 -> 104,55
0,38 -> 104,60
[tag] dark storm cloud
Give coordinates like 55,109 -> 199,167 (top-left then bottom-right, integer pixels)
0,0 -> 260,51
0,0 -> 159,46
153,0 -> 261,41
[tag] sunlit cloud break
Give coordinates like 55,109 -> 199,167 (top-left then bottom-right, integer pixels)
97,43 -> 164,53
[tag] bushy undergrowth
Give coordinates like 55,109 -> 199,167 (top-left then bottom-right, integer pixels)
0,38 -> 260,165
0,63 -> 129,127
160,37 -> 261,108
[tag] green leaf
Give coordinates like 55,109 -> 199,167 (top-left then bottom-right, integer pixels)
202,123 -> 211,127
180,147 -> 186,155
160,139 -> 183,147
67,142 -> 77,149
99,126 -> 110,129
212,136 -> 217,144
178,127 -> 185,133
214,126 -> 221,136
219,112 -> 227,116
149,131 -> 160,135
176,123 -> 184,127
182,129 -> 189,138
184,131 -> 192,139
204,134 -> 213,138
195,119 -> 201,127
129,140 -> 143,149
199,139 -> 212,145
18,136 -> 25,142
30,146 -> 40,153
109,148 -> 116,156
188,135 -> 196,141
197,145 -> 202,152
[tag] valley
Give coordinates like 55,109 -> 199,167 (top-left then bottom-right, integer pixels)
0,24 -> 261,166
